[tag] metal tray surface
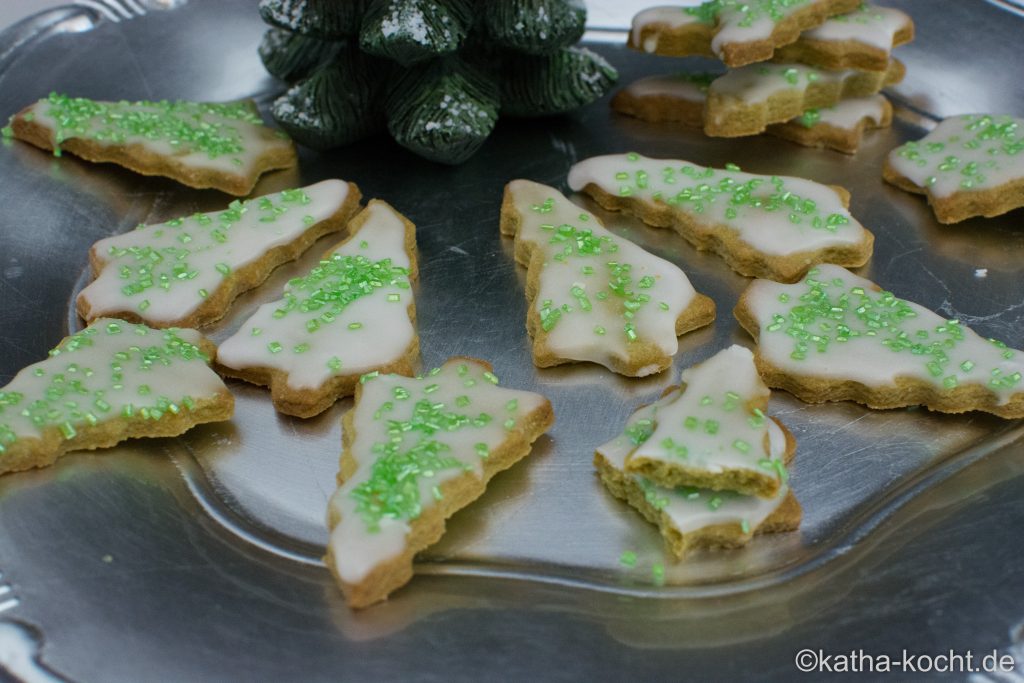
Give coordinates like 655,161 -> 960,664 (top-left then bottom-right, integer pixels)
0,1 -> 1023,681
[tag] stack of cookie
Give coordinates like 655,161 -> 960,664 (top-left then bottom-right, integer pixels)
594,345 -> 802,559
256,0 -> 618,164
614,0 -> 915,154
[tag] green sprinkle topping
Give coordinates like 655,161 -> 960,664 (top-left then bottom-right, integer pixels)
32,92 -> 270,159
619,551 -> 637,567
762,271 -> 1021,396
349,399 -> 484,530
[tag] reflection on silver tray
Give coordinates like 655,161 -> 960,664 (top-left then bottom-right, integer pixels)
1,0 -> 1023,680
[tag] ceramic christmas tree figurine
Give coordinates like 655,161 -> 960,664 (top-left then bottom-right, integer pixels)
257,0 -> 617,164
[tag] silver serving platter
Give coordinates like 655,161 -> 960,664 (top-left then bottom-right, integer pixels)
1,1 -> 1023,680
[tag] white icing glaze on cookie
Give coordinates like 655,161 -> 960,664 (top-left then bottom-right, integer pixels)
506,179 -> 701,376
78,180 -> 353,326
887,114 -> 1024,199
802,3 -> 910,51
326,360 -> 548,585
597,390 -> 788,535
622,75 -> 886,134
621,73 -> 718,103
625,345 -> 786,487
567,153 -> 867,258
630,7 -> 701,52
631,1 -> 816,59
0,318 -> 226,453
19,94 -> 290,176
799,94 -> 887,129
744,264 -> 1024,404
710,61 -> 862,104
217,201 -> 415,391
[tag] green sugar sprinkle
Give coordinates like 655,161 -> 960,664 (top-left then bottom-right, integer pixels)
617,158 -> 850,232
33,92 -> 269,158
763,273 -> 1020,392
104,188 -> 315,307
683,0 -> 812,26
0,325 -> 208,451
625,418 -> 654,446
350,399 -> 488,531
533,205 -> 665,343
619,551 -> 637,567
259,253 -> 410,349
651,563 -> 665,586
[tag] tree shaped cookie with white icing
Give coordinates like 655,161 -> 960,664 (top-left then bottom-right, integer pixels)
77,179 -> 361,330
629,0 -> 861,67
500,179 -> 715,377
883,114 -> 1024,224
5,94 -> 297,196
568,153 -> 874,282
217,200 -> 418,418
326,358 -> 554,608
621,345 -> 791,498
595,374 -> 801,557
703,58 -> 904,137
0,319 -> 233,476
612,74 -> 892,154
735,264 -> 1024,418
772,2 -> 914,71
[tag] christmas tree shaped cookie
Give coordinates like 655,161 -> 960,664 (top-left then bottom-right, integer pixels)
772,2 -> 914,71
0,319 -> 233,476
500,179 -> 715,377
883,114 -> 1024,224
595,351 -> 801,558
612,74 -> 892,154
6,93 -> 297,196
703,58 -> 904,137
217,200 -> 418,418
568,153 -> 874,282
78,180 -> 361,330
735,264 -> 1024,418
326,358 -> 554,608
629,0 -> 861,67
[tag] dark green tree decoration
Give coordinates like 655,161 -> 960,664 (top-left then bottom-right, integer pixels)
257,0 -> 618,164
